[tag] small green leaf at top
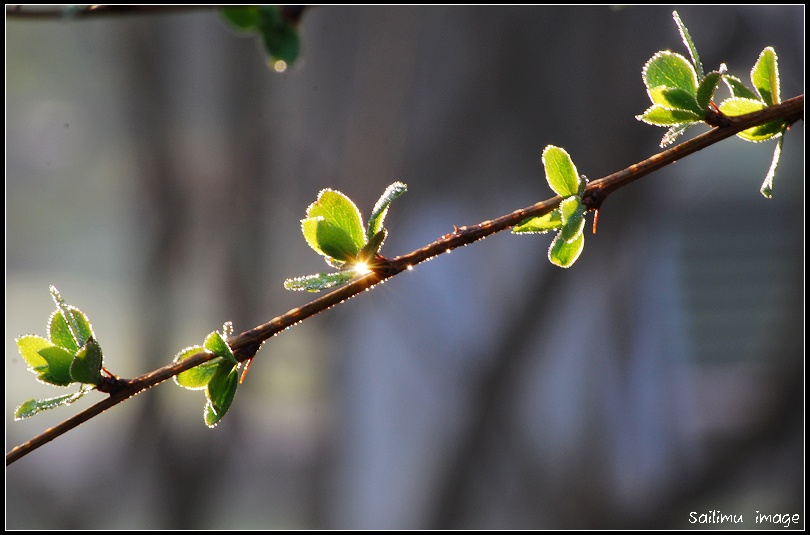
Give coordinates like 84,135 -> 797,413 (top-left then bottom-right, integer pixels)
220,6 -> 263,31
543,146 -> 581,198
695,71 -> 723,111
751,47 -> 780,106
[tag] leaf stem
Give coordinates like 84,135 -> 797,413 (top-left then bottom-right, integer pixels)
6,94 -> 803,466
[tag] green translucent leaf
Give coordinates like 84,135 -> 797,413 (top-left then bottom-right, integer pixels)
718,98 -> 785,142
647,86 -> 701,114
302,217 -> 362,263
636,105 -> 702,126
751,47 -> 780,106
17,335 -> 52,371
696,71 -> 722,111
558,197 -> 586,243
512,209 -> 563,234
660,123 -> 693,147
70,337 -> 103,385
302,189 -> 366,262
358,229 -> 387,261
549,230 -> 585,269
174,345 -> 221,390
220,6 -> 261,31
49,286 -> 93,350
642,51 -> 698,95
14,390 -> 88,420
48,306 -> 93,353
205,364 -> 239,428
722,74 -> 759,100
760,136 -> 783,198
204,331 -> 237,365
36,345 -> 75,386
366,181 -> 407,241
257,6 -> 299,64
284,270 -> 358,292
542,146 -> 581,198
672,11 -> 703,80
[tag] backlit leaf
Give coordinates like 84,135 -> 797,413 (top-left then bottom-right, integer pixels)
367,181 -> 407,241
642,51 -> 698,95
70,337 -> 103,385
549,230 -> 585,268
751,47 -> 780,106
543,146 -> 581,198
512,209 -> 562,234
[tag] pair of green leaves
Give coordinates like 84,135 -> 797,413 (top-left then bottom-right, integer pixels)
513,146 -> 587,268
637,11 -> 787,197
220,6 -> 300,71
173,322 -> 240,428
284,182 -> 407,292
14,287 -> 105,419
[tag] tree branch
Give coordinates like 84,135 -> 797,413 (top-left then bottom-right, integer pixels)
6,95 -> 803,466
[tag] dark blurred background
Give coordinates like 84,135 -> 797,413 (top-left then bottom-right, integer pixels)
6,6 -> 803,529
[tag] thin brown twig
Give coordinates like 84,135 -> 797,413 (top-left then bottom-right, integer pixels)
6,95 -> 803,466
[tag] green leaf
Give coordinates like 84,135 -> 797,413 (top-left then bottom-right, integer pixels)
174,345 -> 221,390
48,306 -> 94,354
14,390 -> 88,420
17,335 -> 52,371
512,209 -> 563,234
558,196 -> 586,243
660,123 -> 693,147
751,47 -> 780,106
549,230 -> 585,269
366,181 -> 407,241
636,105 -> 702,126
647,86 -> 701,114
302,217 -> 363,264
284,270 -> 358,292
722,74 -> 759,100
760,136 -> 783,198
672,11 -> 703,80
35,345 -> 75,386
542,146 -> 581,198
49,286 -> 93,350
220,6 -> 262,32
205,364 -> 239,428
358,229 -> 387,261
257,6 -> 299,65
302,189 -> 366,263
642,51 -> 698,95
696,71 -> 722,111
718,98 -> 785,142
204,331 -> 236,365
70,337 -> 103,385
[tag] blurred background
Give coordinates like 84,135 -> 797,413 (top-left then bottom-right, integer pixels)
6,6 -> 804,529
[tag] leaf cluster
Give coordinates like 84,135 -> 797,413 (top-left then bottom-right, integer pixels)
173,322 -> 240,428
220,6 -> 300,71
512,146 -> 588,268
14,287 -> 105,419
636,11 -> 788,197
284,182 -> 407,292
